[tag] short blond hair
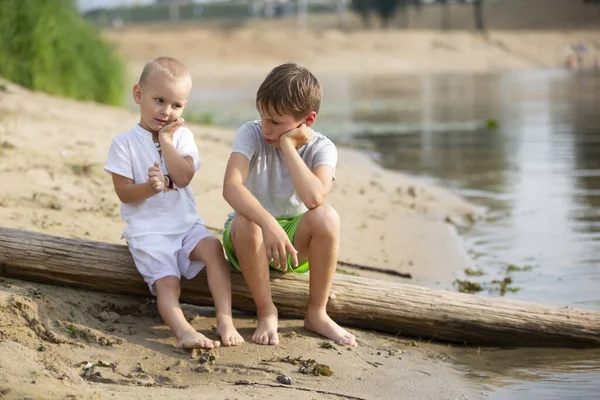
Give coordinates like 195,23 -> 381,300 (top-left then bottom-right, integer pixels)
138,56 -> 191,87
256,63 -> 321,119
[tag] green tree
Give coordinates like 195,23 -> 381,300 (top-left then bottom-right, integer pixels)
351,0 -> 373,28
0,0 -> 125,105
373,0 -> 402,28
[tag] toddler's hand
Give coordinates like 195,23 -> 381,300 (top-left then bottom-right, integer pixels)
148,161 -> 165,193
281,123 -> 313,149
158,117 -> 184,145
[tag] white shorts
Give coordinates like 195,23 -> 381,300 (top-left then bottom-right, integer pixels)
127,222 -> 213,295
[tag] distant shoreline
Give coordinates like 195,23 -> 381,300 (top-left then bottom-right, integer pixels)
105,26 -> 600,85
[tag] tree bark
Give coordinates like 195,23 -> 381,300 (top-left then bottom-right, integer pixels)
0,227 -> 599,347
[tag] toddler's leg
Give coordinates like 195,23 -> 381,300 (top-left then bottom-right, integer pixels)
294,204 -> 357,347
230,214 -> 279,345
155,276 -> 220,349
190,237 -> 244,346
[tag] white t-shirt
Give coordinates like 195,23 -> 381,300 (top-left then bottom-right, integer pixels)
225,120 -> 337,227
104,124 -> 203,239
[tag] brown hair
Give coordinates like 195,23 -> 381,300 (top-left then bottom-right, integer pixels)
138,56 -> 191,87
256,63 -> 321,119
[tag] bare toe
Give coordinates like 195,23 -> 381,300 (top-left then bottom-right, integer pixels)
252,308 -> 279,346
217,320 -> 244,347
304,311 -> 357,347
177,330 -> 220,349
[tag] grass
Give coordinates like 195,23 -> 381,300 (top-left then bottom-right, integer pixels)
68,161 -> 96,176
183,110 -> 215,126
67,323 -> 76,338
0,0 -> 125,105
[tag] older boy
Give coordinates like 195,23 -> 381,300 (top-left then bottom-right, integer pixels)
222,63 -> 356,347
105,57 -> 243,349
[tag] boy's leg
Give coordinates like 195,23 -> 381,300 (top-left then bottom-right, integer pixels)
229,214 -> 279,345
154,276 -> 220,349
190,236 -> 244,346
293,204 -> 357,347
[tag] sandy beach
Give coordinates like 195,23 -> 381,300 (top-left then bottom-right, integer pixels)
2,24 -> 599,399
0,76 -> 477,399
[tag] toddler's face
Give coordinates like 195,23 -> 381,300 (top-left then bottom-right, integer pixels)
134,74 -> 191,134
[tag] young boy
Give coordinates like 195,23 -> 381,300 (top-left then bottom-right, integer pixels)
105,57 -> 243,349
222,63 -> 356,347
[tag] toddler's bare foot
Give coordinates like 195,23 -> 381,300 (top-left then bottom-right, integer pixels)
217,316 -> 244,346
252,307 -> 279,345
176,329 -> 220,349
304,310 -> 356,347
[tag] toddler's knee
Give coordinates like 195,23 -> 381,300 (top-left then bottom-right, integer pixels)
202,236 -> 225,259
205,236 -> 223,251
155,275 -> 180,292
307,204 -> 340,235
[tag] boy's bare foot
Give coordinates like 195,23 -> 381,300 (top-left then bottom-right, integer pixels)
304,310 -> 357,347
217,316 -> 244,346
252,307 -> 279,345
176,328 -> 220,349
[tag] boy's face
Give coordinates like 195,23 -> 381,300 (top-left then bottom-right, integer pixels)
258,105 -> 316,147
133,73 -> 191,134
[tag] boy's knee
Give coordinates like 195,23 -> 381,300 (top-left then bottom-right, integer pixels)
306,204 -> 340,234
231,214 -> 261,242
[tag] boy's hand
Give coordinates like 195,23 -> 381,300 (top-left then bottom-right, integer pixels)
158,117 -> 184,146
280,123 -> 313,149
261,219 -> 299,271
148,161 -> 165,193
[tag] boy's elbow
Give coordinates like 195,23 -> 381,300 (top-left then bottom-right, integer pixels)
222,182 -> 236,202
304,193 -> 326,210
222,182 -> 235,201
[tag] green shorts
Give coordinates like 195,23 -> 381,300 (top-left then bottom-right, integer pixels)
223,214 -> 309,274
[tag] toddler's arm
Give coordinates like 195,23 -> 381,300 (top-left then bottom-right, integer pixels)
112,162 -> 165,204
159,118 -> 195,188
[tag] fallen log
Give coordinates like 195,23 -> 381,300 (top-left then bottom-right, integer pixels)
0,227 -> 598,347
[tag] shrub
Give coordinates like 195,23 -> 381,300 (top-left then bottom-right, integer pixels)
0,0 -> 125,105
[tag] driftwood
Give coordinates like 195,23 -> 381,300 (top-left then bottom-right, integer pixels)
0,227 -> 599,347
207,225 -> 409,278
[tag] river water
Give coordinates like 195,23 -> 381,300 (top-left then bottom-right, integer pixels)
184,69 -> 600,399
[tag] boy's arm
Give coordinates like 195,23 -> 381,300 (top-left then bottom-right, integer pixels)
223,153 -> 275,228
223,152 -> 298,269
159,119 -> 195,188
279,135 -> 333,209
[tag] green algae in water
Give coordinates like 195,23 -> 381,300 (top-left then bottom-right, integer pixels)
453,279 -> 483,294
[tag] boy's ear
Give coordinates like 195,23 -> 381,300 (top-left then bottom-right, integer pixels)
132,84 -> 142,105
304,111 -> 317,127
